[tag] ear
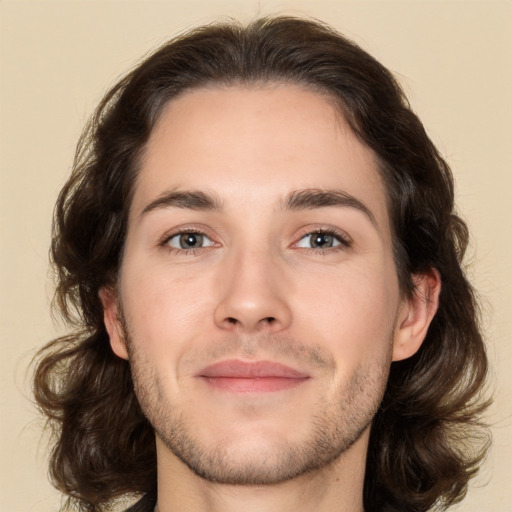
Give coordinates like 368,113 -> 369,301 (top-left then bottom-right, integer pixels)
99,286 -> 129,360
392,269 -> 441,362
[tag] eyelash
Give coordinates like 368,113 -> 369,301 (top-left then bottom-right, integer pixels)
159,227 -> 352,255
295,228 -> 352,254
159,228 -> 215,255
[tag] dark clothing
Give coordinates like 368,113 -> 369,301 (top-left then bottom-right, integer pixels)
125,489 -> 157,512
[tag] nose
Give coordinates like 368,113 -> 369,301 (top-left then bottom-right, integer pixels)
213,247 -> 293,334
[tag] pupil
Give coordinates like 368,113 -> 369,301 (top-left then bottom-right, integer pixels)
313,233 -> 332,248
180,233 -> 201,248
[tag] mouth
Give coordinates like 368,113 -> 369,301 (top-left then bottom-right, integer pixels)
197,359 -> 310,393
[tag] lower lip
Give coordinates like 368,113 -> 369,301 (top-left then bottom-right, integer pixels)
201,376 -> 309,393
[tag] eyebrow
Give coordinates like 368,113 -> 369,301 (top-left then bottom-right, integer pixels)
139,190 -> 222,219
283,188 -> 377,227
138,187 -> 377,228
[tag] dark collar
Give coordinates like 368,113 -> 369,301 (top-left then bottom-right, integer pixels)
124,488 -> 158,512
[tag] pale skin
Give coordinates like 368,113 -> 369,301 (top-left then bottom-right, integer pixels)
101,84 -> 440,512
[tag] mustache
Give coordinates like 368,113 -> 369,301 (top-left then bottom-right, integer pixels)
185,333 -> 337,373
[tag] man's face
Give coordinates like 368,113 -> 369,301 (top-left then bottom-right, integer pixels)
105,84 -> 414,485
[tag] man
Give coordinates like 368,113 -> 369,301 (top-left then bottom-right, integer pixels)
33,16 -> 490,512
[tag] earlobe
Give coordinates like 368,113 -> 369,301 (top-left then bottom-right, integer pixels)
392,269 -> 441,362
99,286 -> 129,360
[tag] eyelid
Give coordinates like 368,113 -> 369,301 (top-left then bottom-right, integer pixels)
168,232 -> 215,249
293,226 -> 352,250
156,224 -> 351,253
158,225 -> 219,251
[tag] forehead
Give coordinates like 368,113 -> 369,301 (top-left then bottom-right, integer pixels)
131,83 -> 390,236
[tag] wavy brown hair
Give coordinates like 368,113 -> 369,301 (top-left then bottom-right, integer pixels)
33,16 -> 490,512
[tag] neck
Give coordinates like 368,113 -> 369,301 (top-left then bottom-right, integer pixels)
154,431 -> 369,512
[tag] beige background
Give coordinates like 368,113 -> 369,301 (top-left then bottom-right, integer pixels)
1,1 -> 511,511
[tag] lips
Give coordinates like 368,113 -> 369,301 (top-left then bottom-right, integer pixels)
197,359 -> 310,392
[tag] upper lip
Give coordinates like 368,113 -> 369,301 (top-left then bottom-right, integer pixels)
197,359 -> 309,379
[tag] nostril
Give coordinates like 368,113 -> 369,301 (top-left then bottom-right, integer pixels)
219,315 -> 284,331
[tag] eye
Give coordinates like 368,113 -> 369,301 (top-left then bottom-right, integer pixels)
166,232 -> 215,250
295,230 -> 349,250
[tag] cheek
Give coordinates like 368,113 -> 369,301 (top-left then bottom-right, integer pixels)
120,259 -> 215,355
294,262 -> 399,362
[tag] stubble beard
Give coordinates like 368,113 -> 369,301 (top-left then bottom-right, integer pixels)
122,320 -> 392,486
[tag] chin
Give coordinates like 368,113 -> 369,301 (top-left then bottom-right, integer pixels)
153,407 -> 371,486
